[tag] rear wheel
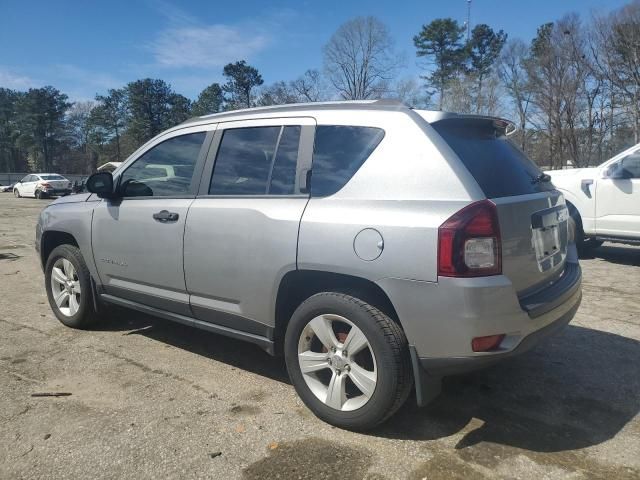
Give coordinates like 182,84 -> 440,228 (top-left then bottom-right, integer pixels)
284,292 -> 412,431
35,189 -> 43,199
45,244 -> 101,328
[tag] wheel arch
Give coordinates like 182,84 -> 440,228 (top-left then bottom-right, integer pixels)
274,269 -> 400,355
41,230 -> 79,267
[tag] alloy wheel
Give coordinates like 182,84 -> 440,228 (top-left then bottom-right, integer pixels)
50,258 -> 82,317
297,314 -> 377,411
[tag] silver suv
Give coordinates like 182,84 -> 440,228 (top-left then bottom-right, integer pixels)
36,100 -> 582,430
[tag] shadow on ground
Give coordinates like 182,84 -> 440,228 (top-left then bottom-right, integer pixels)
375,324 -> 640,454
97,309 -> 639,455
95,307 -> 289,384
581,244 -> 640,266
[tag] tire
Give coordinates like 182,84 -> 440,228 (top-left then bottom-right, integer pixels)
284,292 -> 412,431
568,203 -> 602,256
44,244 -> 101,328
13,188 -> 20,198
35,190 -> 42,199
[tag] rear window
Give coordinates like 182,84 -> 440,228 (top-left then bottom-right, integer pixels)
40,175 -> 66,180
431,119 -> 554,198
311,126 -> 384,197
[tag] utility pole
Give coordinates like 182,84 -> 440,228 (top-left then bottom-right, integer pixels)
466,0 -> 472,40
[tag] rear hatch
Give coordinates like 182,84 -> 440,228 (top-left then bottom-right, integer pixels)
430,116 -> 569,296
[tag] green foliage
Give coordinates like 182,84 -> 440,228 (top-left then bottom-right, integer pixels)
191,83 -> 224,116
16,86 -> 71,171
222,61 -> 264,109
413,18 -> 467,108
0,88 -> 25,171
468,24 -> 507,79
125,78 -> 192,145
91,88 -> 127,161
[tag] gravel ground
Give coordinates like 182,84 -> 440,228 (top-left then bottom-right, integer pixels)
0,195 -> 639,480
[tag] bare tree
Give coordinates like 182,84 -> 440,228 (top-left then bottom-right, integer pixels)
323,16 -> 402,100
592,1 -> 640,144
498,39 -> 532,151
389,77 -> 427,108
291,69 -> 326,102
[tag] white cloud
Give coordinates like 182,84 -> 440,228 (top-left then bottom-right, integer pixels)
151,24 -> 271,68
0,67 -> 38,90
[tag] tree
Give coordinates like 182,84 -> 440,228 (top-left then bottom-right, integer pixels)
0,88 -> 26,172
592,1 -> 640,144
125,78 -> 191,145
222,61 -> 264,109
257,81 -> 300,106
413,18 -> 467,109
467,24 -> 507,112
498,39 -> 532,151
389,77 -> 427,108
323,16 -> 401,100
291,69 -> 325,102
16,86 -> 71,171
192,83 -> 224,116
92,88 -> 127,161
66,101 -> 98,172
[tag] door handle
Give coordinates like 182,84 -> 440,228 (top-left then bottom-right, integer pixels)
153,210 -> 179,222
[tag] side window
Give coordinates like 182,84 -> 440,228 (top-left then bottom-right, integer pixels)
209,126 -> 301,195
311,126 -> 385,197
620,151 -> 640,179
119,132 -> 206,197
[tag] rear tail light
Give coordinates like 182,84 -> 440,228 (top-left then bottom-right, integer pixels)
39,182 -> 51,188
438,200 -> 502,277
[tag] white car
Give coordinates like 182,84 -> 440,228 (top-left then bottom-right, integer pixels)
546,142 -> 640,252
13,174 -> 73,199
0,183 -> 15,192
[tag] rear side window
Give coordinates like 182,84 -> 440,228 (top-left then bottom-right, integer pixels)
209,126 -> 301,195
40,175 -> 65,180
311,126 -> 385,197
431,119 -> 554,198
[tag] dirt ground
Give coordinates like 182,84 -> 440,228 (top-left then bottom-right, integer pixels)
0,195 -> 638,480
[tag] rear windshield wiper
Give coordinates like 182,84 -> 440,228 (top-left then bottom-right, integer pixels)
531,173 -> 551,184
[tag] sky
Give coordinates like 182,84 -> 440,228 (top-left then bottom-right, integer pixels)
0,0 -> 630,101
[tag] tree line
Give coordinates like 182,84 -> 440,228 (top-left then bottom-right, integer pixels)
0,1 -> 639,174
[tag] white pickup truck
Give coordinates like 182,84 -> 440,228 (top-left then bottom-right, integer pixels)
545,142 -> 640,253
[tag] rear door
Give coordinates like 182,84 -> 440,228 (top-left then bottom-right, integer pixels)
595,148 -> 640,237
91,126 -> 213,315
431,118 -> 569,296
184,117 -> 315,336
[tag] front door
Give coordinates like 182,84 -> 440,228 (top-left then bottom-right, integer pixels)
595,148 -> 640,238
22,175 -> 37,196
184,118 -> 314,336
92,128 -> 211,315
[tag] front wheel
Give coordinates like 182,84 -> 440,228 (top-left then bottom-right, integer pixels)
284,293 -> 412,431
13,188 -> 20,198
44,244 -> 101,328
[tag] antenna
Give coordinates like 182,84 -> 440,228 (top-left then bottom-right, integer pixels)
466,0 -> 472,40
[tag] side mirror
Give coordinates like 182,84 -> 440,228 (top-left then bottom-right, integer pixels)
86,172 -> 116,198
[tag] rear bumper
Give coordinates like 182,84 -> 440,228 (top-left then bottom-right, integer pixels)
417,290 -> 580,376
42,188 -> 71,196
376,260 -> 582,404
